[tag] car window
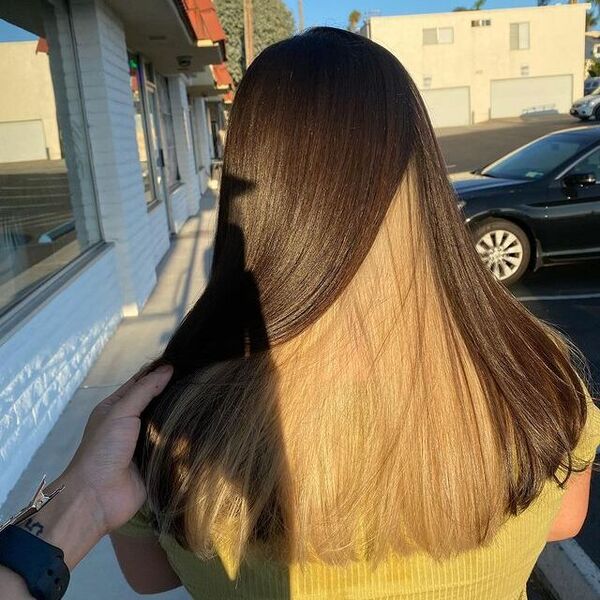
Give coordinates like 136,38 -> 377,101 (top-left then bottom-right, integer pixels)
566,148 -> 600,181
482,136 -> 592,180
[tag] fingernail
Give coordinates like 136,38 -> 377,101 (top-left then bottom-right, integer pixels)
155,364 -> 173,375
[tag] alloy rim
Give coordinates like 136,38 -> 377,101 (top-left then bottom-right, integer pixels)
476,229 -> 523,281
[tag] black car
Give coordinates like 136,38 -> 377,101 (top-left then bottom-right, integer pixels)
453,126 -> 600,285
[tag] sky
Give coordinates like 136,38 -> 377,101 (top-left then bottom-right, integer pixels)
0,20 -> 36,42
0,1 -> 582,42
284,0 -> 566,30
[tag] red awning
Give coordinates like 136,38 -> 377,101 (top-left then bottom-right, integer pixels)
223,90 -> 234,104
36,37 -> 49,54
212,64 -> 233,88
183,0 -> 226,44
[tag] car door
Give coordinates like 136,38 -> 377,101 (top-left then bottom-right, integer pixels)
540,147 -> 600,261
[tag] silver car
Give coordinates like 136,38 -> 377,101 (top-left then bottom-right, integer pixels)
570,86 -> 600,120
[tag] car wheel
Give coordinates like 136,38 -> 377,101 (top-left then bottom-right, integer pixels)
595,106 -> 600,121
579,116 -> 591,121
473,219 -> 531,285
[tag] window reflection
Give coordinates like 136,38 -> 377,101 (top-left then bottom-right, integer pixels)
0,2 -> 101,316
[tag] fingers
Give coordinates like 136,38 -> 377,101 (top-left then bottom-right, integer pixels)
102,373 -> 141,407
110,365 -> 173,419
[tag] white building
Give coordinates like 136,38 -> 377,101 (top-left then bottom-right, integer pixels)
363,3 -> 589,128
0,0 -> 232,505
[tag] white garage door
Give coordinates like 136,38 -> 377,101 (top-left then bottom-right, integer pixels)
0,120 -> 47,163
490,75 -> 573,119
420,87 -> 471,128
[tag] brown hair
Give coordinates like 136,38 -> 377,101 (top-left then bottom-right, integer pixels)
137,27 -> 589,567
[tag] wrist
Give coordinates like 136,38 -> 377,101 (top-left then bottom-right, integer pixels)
18,473 -> 105,569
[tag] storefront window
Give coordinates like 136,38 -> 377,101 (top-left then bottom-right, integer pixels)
129,56 -> 167,206
129,54 -> 153,204
157,75 -> 180,191
187,99 -> 200,172
0,2 -> 101,317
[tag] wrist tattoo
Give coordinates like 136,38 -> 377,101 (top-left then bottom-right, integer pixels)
22,517 -> 44,537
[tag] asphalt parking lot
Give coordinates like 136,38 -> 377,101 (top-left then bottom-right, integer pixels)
438,114 -> 600,597
437,113 -> 600,176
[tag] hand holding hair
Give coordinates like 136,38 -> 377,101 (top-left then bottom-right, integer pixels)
0,366 -> 173,598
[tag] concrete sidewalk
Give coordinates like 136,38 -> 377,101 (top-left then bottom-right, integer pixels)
0,189 -> 218,599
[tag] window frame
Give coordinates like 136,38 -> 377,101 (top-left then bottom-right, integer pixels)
423,26 -> 454,46
155,74 -> 181,193
510,22 -> 530,51
0,0 -> 106,324
558,145 -> 600,183
187,97 -> 201,173
129,53 -> 168,210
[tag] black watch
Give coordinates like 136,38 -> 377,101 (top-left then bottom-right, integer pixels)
0,526 -> 70,599
0,477 -> 70,599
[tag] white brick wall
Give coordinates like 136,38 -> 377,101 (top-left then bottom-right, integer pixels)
148,202 -> 171,267
0,248 -> 123,506
70,0 -> 157,316
0,0 -> 217,506
170,184 -> 190,234
193,97 -> 214,178
168,76 -> 202,217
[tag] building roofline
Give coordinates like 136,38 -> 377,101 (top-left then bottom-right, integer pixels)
367,2 -> 591,23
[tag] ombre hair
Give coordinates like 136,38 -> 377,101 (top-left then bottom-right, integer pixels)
137,27 -> 589,567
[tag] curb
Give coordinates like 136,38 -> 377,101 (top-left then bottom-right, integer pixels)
537,540 -> 600,600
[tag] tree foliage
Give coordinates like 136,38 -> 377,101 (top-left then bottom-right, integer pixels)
348,10 -> 362,32
588,59 -> 600,77
453,0 -> 485,9
214,0 -> 295,85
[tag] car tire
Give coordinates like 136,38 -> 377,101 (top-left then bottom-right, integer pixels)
579,116 -> 591,121
473,219 -> 531,286
594,106 -> 600,121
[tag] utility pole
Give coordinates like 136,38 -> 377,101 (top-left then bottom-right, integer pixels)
243,0 -> 254,67
298,0 -> 304,31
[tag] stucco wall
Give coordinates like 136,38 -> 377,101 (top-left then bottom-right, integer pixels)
0,42 -> 61,161
369,4 -> 588,123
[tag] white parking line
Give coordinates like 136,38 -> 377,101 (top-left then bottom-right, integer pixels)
516,292 -> 600,302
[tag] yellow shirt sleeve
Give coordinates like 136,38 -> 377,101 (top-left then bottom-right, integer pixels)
114,504 -> 157,539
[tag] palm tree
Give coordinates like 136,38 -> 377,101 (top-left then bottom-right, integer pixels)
587,10 -> 598,30
347,9 -> 361,32
453,0 -> 485,10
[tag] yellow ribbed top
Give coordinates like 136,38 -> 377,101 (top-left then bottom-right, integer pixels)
119,399 -> 600,600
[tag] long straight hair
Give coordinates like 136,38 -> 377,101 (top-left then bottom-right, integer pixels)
138,27 -> 589,567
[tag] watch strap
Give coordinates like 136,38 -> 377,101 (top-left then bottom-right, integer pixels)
0,525 -> 69,600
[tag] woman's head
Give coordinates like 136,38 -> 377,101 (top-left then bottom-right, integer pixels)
140,27 -> 588,566
190,27 -> 436,351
